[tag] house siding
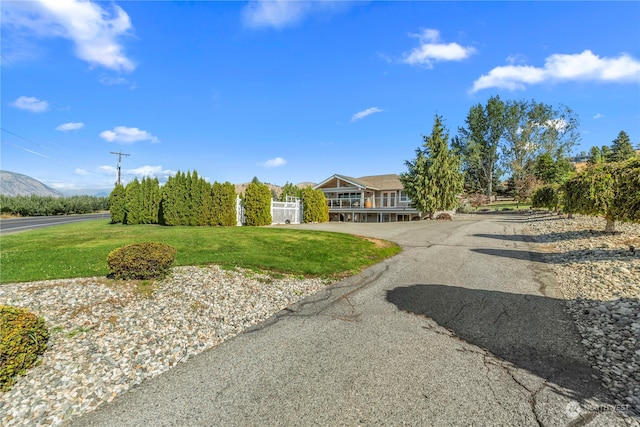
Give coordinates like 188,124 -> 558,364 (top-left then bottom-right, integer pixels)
314,174 -> 422,223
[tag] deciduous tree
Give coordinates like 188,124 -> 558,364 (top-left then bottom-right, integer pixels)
455,95 -> 505,198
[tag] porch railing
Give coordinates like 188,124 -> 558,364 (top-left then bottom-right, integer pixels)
325,197 -> 412,209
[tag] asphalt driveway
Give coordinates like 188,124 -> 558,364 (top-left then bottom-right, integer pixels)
73,213 -> 623,426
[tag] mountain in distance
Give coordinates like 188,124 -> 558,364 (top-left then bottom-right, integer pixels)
0,170 -> 63,197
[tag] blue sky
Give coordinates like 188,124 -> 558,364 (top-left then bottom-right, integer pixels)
1,1 -> 639,195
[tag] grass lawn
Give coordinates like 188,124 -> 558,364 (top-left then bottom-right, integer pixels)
480,200 -> 532,211
0,220 -> 401,283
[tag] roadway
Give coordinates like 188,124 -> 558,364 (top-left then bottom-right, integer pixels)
0,213 -> 110,235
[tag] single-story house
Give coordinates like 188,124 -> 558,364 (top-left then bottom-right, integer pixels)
313,173 -> 422,222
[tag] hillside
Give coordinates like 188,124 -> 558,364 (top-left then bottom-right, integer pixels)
0,171 -> 63,197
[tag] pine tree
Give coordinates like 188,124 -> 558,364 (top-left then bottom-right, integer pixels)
609,130 -> 636,162
400,115 -> 463,219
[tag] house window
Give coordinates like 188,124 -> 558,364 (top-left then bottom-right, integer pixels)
381,192 -> 396,207
399,191 -> 410,203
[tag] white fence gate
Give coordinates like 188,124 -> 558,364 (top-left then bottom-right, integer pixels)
236,196 -> 302,226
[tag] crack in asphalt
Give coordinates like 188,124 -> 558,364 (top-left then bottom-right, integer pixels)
244,262 -> 392,333
503,365 -> 546,427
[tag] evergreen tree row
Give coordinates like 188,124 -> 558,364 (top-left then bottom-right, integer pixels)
109,172 -> 330,227
109,171 -> 236,226
0,194 -> 108,217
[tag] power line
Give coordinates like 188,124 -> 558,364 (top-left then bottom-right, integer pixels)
110,151 -> 130,186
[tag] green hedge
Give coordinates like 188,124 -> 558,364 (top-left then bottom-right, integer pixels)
110,171 -> 236,227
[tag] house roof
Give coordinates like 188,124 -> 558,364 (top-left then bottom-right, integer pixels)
314,173 -> 404,191
355,174 -> 403,190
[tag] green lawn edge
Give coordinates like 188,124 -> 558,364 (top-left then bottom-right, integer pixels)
0,220 -> 401,283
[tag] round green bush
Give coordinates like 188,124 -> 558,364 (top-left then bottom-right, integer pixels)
1,305 -> 49,391
107,242 -> 177,280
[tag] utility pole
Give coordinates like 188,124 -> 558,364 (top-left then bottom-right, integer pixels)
110,151 -> 130,186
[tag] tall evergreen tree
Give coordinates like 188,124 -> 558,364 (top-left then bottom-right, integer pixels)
140,177 -> 160,224
301,188 -> 329,223
160,171 -> 188,225
609,130 -> 636,162
244,181 -> 272,226
216,182 -> 237,226
108,184 -> 126,224
400,115 -> 463,219
124,179 -> 143,224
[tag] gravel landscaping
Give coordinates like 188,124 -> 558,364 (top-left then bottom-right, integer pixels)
0,266 -> 331,426
526,213 -> 640,420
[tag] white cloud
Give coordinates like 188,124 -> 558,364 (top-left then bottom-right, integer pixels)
258,157 -> 287,168
100,126 -> 159,144
242,0 -> 310,29
11,96 -> 49,112
99,75 -> 129,85
97,165 -> 175,184
402,28 -> 476,67
56,121 -> 84,131
472,50 -> 640,92
98,165 -> 116,174
126,165 -> 176,180
593,113 -> 605,119
75,168 -> 89,175
2,0 -> 135,72
241,0 -> 349,29
351,107 -> 383,122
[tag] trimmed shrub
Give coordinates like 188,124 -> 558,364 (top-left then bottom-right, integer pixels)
1,305 -> 49,391
564,162 -> 627,232
107,242 -> 177,280
610,158 -> 640,224
531,184 -> 560,211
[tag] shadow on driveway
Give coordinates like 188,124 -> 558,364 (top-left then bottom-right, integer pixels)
386,284 -> 612,406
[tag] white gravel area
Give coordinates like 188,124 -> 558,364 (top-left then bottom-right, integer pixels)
526,213 -> 640,419
0,266 -> 331,426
